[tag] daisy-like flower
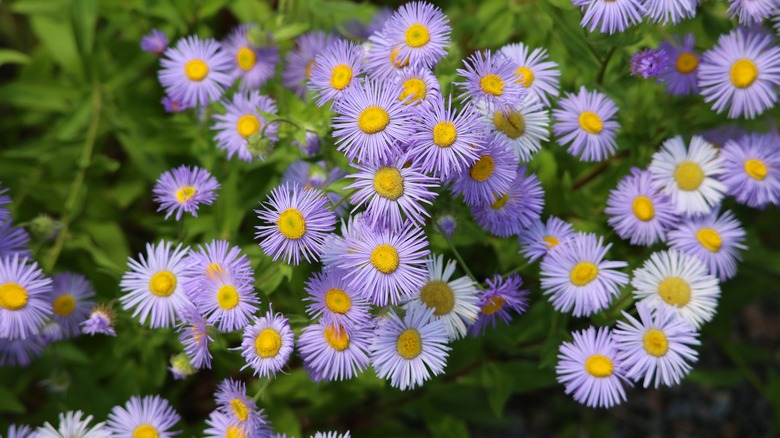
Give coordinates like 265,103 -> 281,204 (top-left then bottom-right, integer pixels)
383,1 -> 451,68
577,0 -> 645,34
283,31 -> 339,98
552,86 -> 619,162
80,304 -> 116,336
394,66 -> 440,109
176,307 -> 212,369
313,432 -> 351,438
371,306 -> 450,390
161,95 -> 191,113
0,255 -> 52,340
106,395 -> 180,438
408,95 -> 483,179
404,255 -> 479,341
632,250 -> 720,328
119,241 -> 192,329
698,27 -> 780,119
631,49 -> 669,79
364,31 -> 411,81
331,78 -> 413,164
337,223 -> 430,306
212,90 -> 278,163
308,39 -> 365,107
36,411 -> 109,438
499,42 -> 560,107
518,216 -> 575,263
614,302 -> 700,388
223,24 -> 279,91
346,156 -> 438,229
480,96 -> 550,163
158,36 -> 232,107
214,378 -> 267,435
470,166 -> 544,237
0,336 -> 47,367
719,133 -> 780,208
203,411 -> 242,438
193,268 -> 259,332
255,183 -> 337,265
556,326 -> 629,408
304,267 -> 371,331
240,307 -> 294,378
668,209 -> 746,281
140,28 -> 168,55
320,212 -> 376,267
153,165 -> 220,221
468,274 -> 529,337
605,168 -> 679,246
643,0 -> 698,24
658,34 -> 700,96
182,239 -> 254,299
649,135 -> 726,216
726,0 -> 777,25
0,220 -> 31,259
5,424 -> 33,438
49,272 -> 95,339
540,232 -> 629,317
449,135 -> 517,206
298,321 -> 371,382
455,50 -> 527,112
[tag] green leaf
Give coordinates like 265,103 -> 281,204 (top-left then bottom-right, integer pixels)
29,13 -> 84,78
0,49 -> 31,67
72,0 -> 98,56
0,386 -> 25,414
428,415 -> 469,438
481,362 -> 513,418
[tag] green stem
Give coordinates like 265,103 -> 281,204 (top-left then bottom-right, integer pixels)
331,188 -> 358,211
434,220 -> 477,283
596,47 -> 617,86
252,378 -> 271,402
712,333 -> 770,400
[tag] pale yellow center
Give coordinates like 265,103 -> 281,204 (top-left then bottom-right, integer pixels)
324,324 -> 350,351
570,262 -> 599,286
493,110 -> 525,139
481,296 -> 505,315
674,161 -> 704,191
578,111 -> 603,134
206,262 -> 225,279
133,424 -> 158,438
217,285 -> 239,310
237,47 -> 256,71
744,159 -> 767,180
643,328 -> 669,357
373,166 -> 404,200
277,208 -> 306,240
231,398 -> 249,422
176,186 -> 196,203
584,354 -> 613,377
399,78 -> 427,104
480,73 -> 505,96
405,24 -> 430,48
730,59 -> 758,88
370,244 -> 400,274
226,426 -> 246,438
185,59 -> 208,81
149,271 -> 176,297
358,105 -> 390,134
53,294 -> 76,317
325,288 -> 351,314
491,193 -> 509,210
675,52 -> 698,74
632,195 -> 655,221
0,282 -> 28,311
696,228 -> 722,252
469,155 -> 495,182
396,328 -> 422,359
658,277 -> 691,307
432,121 -> 457,147
305,60 -> 315,79
390,47 -> 410,68
237,114 -> 261,138
515,66 -> 534,88
330,64 -> 353,90
420,280 -> 455,316
543,236 -> 559,249
255,328 -> 282,358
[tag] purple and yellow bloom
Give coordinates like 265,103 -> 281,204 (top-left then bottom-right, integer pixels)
383,1 -> 451,68
394,66 -> 440,109
658,34 -> 700,96
298,321 -> 371,382
140,28 -> 169,55
81,304 -> 116,336
212,90 -> 278,162
468,274 -> 529,337
240,307 -> 294,379
283,31 -> 339,98
308,39 -> 365,107
470,166 -> 544,237
576,0 -> 645,34
176,307 -> 212,369
194,268 -> 259,333
0,336 -> 47,367
153,165 -> 220,221
726,0 -> 777,25
518,216 -> 575,263
223,24 -> 279,91
106,395 -> 181,438
643,0 -> 698,24
552,86 -> 619,162
455,50 -> 527,112
0,255 -> 52,340
631,49 -> 669,78
364,31 -> 411,81
499,42 -> 560,107
49,272 -> 95,339
449,135 -> 517,206
719,133 -> 780,208
480,96 -> 550,163
304,267 -> 371,331
182,239 -> 254,300
158,36 -> 232,107
0,221 -> 31,259
214,378 -> 268,435
161,95 -> 191,113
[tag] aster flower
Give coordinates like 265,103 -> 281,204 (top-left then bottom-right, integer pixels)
632,250 -> 720,328
480,96 -> 550,163
364,31 -> 411,81
499,42 -> 560,107
331,78 -> 414,164
719,133 -> 780,208
298,321 -> 371,381
698,27 -> 780,119
282,31 -> 339,98
161,95 -> 191,113
394,66 -> 441,109
304,267 -> 371,331
436,215 -> 456,238
540,232 -> 629,317
631,49 -> 669,78
158,36 -> 232,107
181,239 -> 254,299
106,395 -> 180,438
614,302 -> 700,388
643,0 -> 698,24
224,24 -> 279,91
49,272 -> 95,339
726,0 -> 777,25
153,165 -> 220,221
215,378 -> 269,435
577,0 -> 645,34
470,166 -> 544,237
668,209 -> 746,281
552,86 -> 619,162
0,220 -> 31,259
193,267 -> 259,332
605,168 -> 679,246
119,241 -> 192,329
658,34 -> 700,96
383,1 -> 451,68
455,50 -> 527,112
449,135 -> 517,206
176,307 -> 212,369
80,304 -> 116,336
468,274 -> 529,337
408,95 -> 483,179
312,433 -> 351,438
518,216 -> 575,263
212,90 -> 278,162
308,39 -> 365,107
141,28 -> 168,55
255,184 -> 336,265
0,336 -> 47,367
556,326 -> 629,408
320,212 -> 377,267
0,255 -> 52,340
649,135 -> 726,216
35,411 -> 109,438
0,181 -> 10,224
240,307 -> 294,379
5,424 -> 33,438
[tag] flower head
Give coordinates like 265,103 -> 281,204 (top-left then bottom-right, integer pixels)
455,50 -> 527,112
49,272 -> 95,339
304,267 -> 371,332
364,31 -> 411,81
308,39 -> 365,107
450,135 -> 517,206
552,86 -> 619,162
282,31 -> 339,98
214,378 -> 269,435
153,165 -> 220,221
643,0 -> 698,24
223,24 -> 279,91
383,1 -> 451,68
480,97 -> 550,163
35,411 -> 109,438
212,90 -> 278,162
81,304 -> 116,336
468,274 -> 529,336
658,34 -> 700,96
193,267 -> 259,332
0,336 -> 47,367
577,0 -> 645,34
470,166 -> 544,237
726,0 -> 777,25
631,49 -> 669,78
719,133 -> 780,208
140,28 -> 168,55
0,255 -> 52,340
518,216 -> 575,263
161,95 -> 191,112
158,36 -> 233,107
106,395 -> 181,438
0,221 -> 31,259
298,321 -> 371,382
499,42 -> 560,107
176,307 -> 212,369
240,307 -> 294,379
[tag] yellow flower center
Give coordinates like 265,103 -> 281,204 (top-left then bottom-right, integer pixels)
419,280 -> 455,316
176,186 -> 196,203
206,262 -> 225,279
255,328 -> 282,358
324,324 -> 350,351
730,59 -> 758,89
237,47 -> 256,71
396,328 -> 422,359
578,111 -> 603,134
133,424 -> 158,438
479,73 -> 505,96
675,52 -> 698,74
432,121 -> 457,147
149,271 -> 176,297
53,294 -> 76,317
358,105 -> 390,134
236,114 -> 261,138
584,354 -> 613,378
373,166 -> 404,200
185,59 -> 209,81
399,78 -> 427,104
493,110 -> 525,139
481,296 -> 505,315
674,161 -> 704,191
370,244 -> 400,274
543,236 -> 559,249
744,159 -> 767,180
696,228 -> 722,252
469,155 -> 495,182
230,398 -> 249,422
226,425 -> 246,438
491,193 -> 509,210
390,47 -> 410,68
305,60 -> 315,79
0,282 -> 28,311
325,288 -> 351,314
405,24 -> 430,48
643,328 -> 669,357
515,66 -> 535,88
277,208 -> 306,240
217,285 -> 239,310
330,64 -> 353,90
570,262 -> 599,286
632,195 -> 655,222
658,277 -> 691,307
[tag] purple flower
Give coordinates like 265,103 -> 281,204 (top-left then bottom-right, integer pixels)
394,66 -> 441,109
0,255 -> 52,340
499,42 -> 561,107
468,274 -> 529,336
161,95 -> 191,113
304,267 -> 371,332
726,0 -> 777,25
364,31 -> 411,82
240,307 -> 294,379
176,307 -> 212,369
158,36 -> 233,107
283,31 -> 340,98
141,29 -> 169,55
480,97 -> 550,163
470,166 -> 544,237
50,272 -> 95,339
106,395 -> 181,438
643,0 -> 698,24
552,86 -> 619,162
214,378 -> 270,435
518,216 -> 575,263
4,424 -> 33,438
80,304 -> 116,336
223,24 -> 279,91
212,90 -> 278,163
455,50 -> 527,113
153,165 -> 220,221
658,34 -> 700,96
631,48 -> 669,78
0,336 -> 47,367
383,1 -> 451,68
450,135 -> 517,206
0,220 -> 30,259
293,131 -> 321,156
308,39 -> 365,107
576,0 -> 645,34
719,132 -> 780,208
436,215 -> 456,238
181,239 -> 254,302
0,181 -> 11,224
192,267 -> 259,333
298,321 -> 371,382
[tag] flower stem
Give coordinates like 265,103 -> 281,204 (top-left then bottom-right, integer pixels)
434,220 -> 477,283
